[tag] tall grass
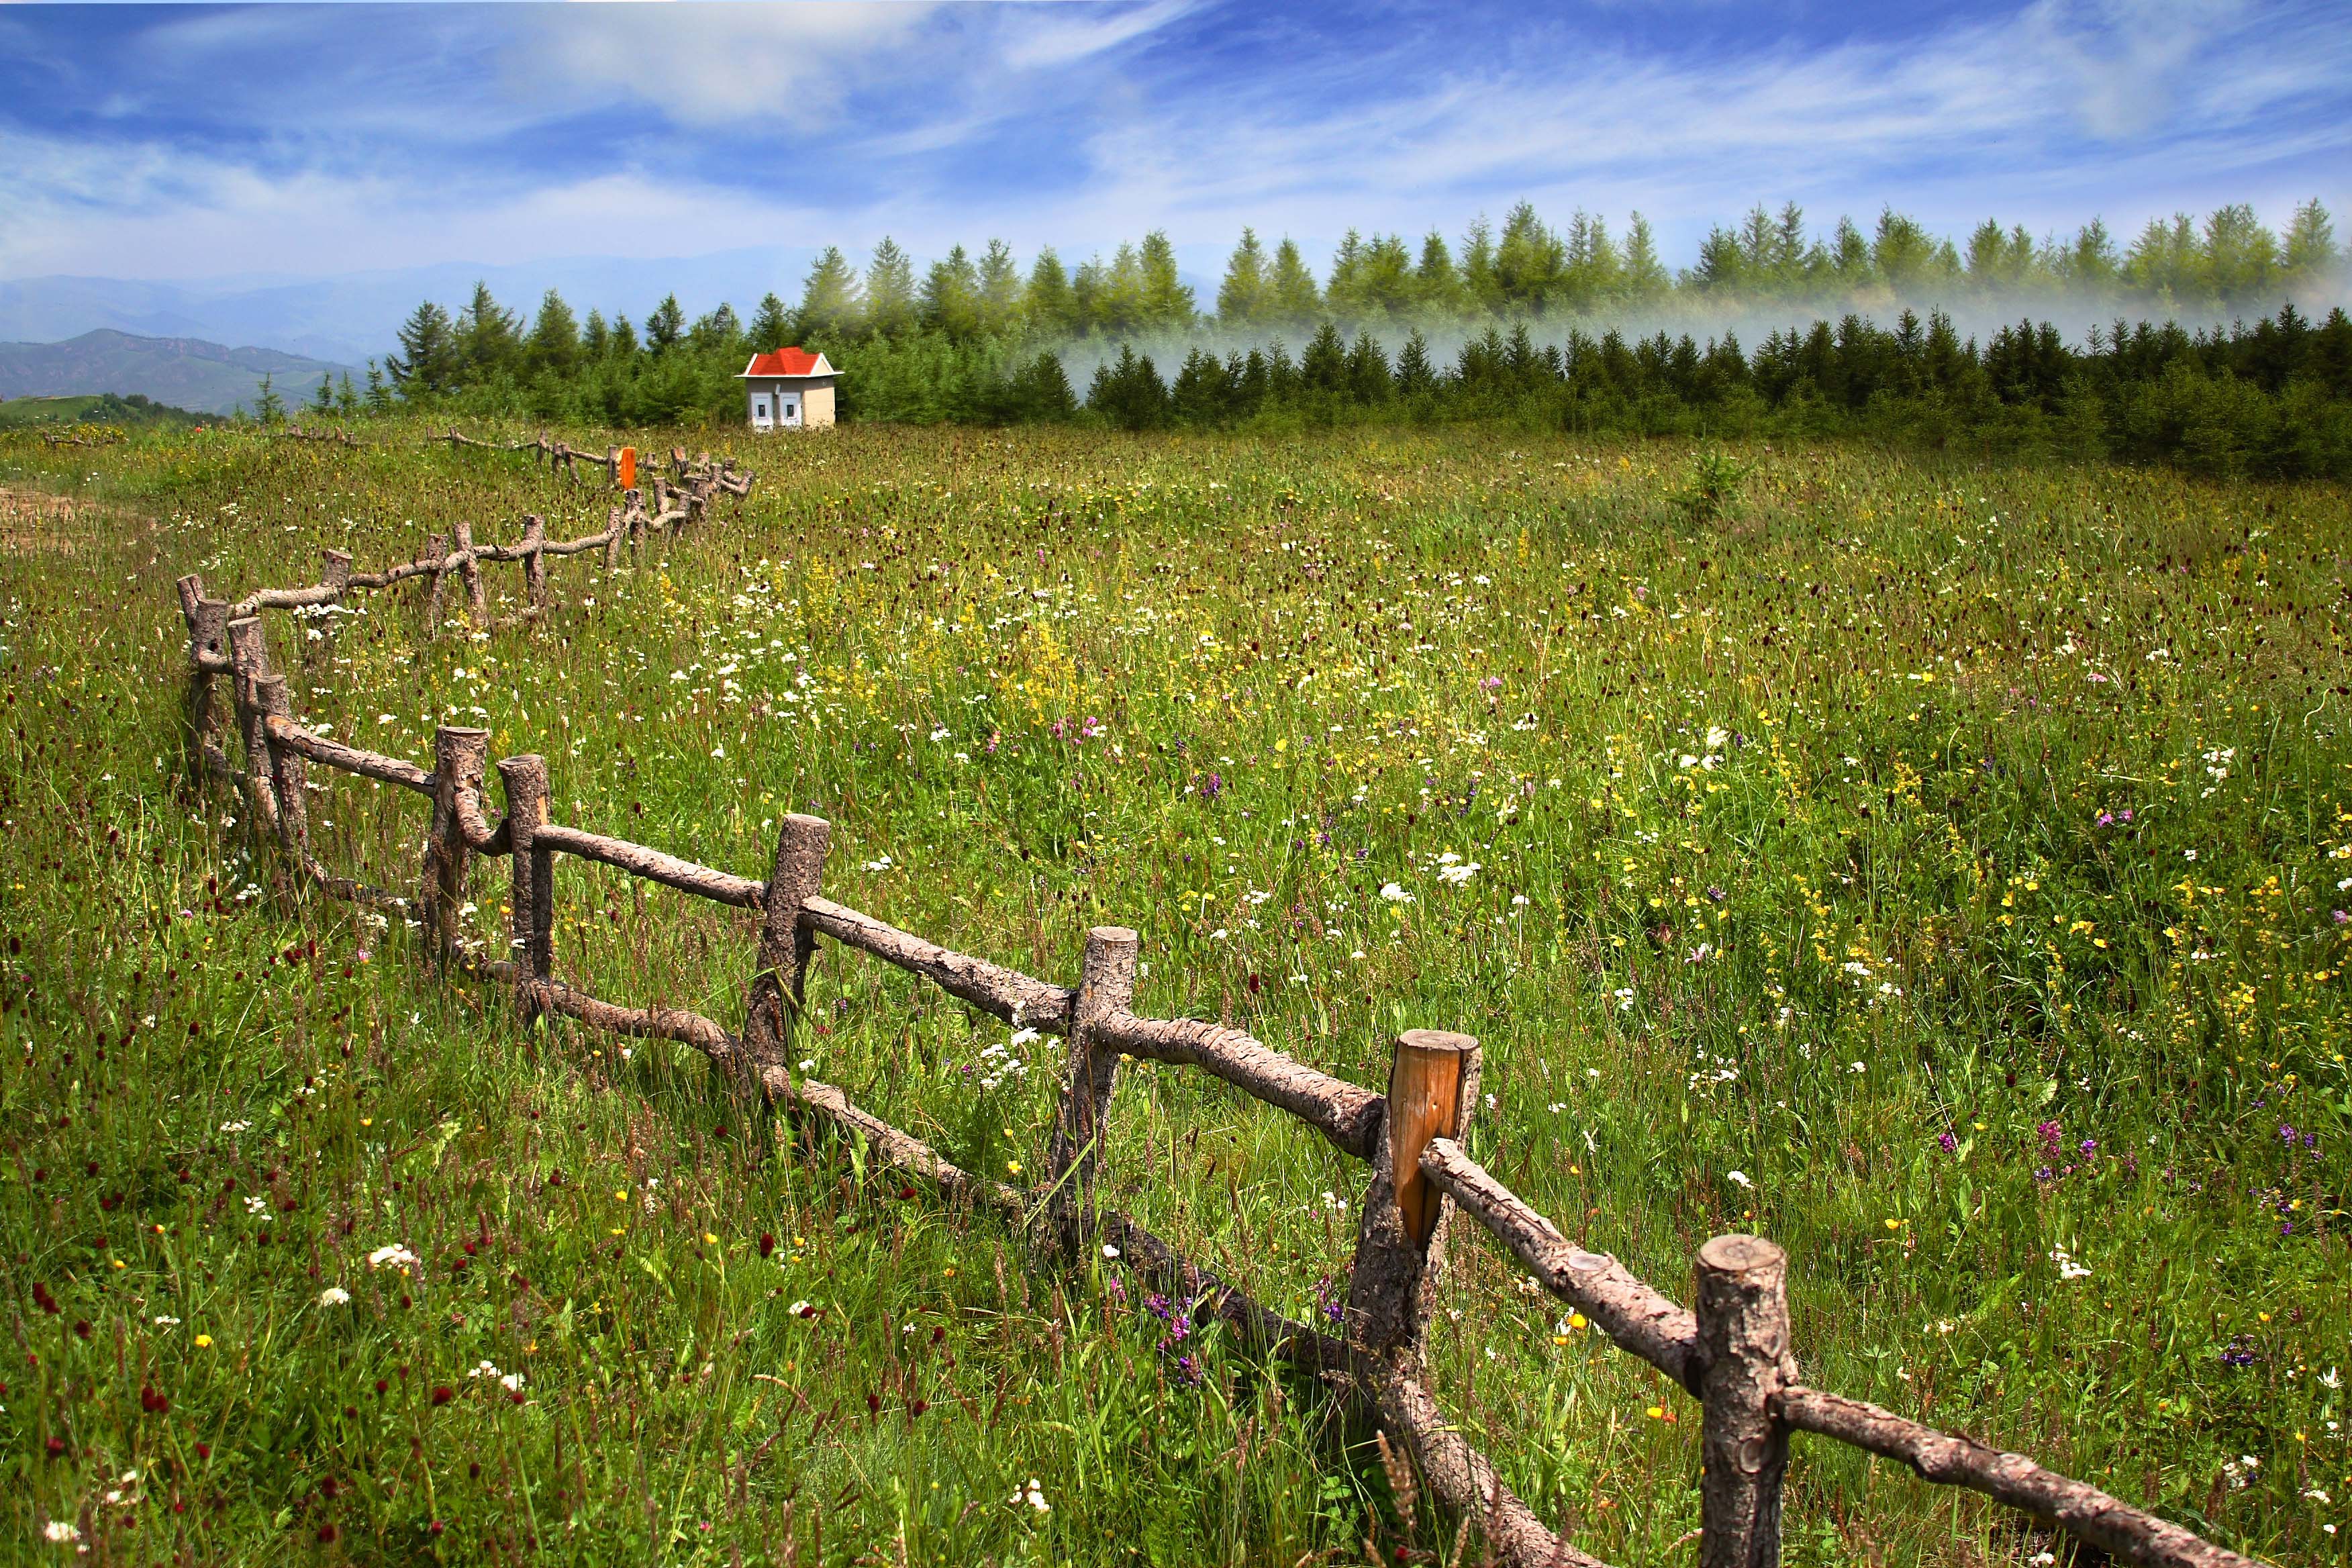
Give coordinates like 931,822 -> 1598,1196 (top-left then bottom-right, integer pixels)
2,421 -> 2345,1565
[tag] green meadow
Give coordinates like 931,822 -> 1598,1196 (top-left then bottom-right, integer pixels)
2,421 -> 2346,1565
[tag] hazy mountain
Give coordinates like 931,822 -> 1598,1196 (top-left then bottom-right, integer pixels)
0,248 -> 819,366
0,330 -> 360,416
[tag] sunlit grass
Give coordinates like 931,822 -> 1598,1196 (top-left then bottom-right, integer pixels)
1,419 -> 2346,1565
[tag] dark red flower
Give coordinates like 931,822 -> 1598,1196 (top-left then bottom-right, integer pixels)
317,1523 -> 338,1544
46,1436 -> 67,1458
430,1386 -> 453,1406
758,1233 -> 775,1258
140,1384 -> 170,1414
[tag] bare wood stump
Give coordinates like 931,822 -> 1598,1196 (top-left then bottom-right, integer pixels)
420,727 -> 490,970
741,814 -> 832,1076
321,548 -> 352,593
1348,1028 -> 1480,1361
1696,1234 -> 1795,1568
1045,926 -> 1140,1247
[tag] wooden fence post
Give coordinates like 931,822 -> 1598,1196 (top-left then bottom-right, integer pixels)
420,726 -> 490,969
520,514 -> 548,606
1346,1029 -> 1481,1361
742,814 -> 832,1077
1696,1235 -> 1794,1568
423,532 -> 451,629
254,673 -> 309,858
224,617 -> 280,836
450,517 -> 489,628
321,548 -> 352,593
1045,926 -> 1140,1246
176,575 -> 230,775
497,754 -> 554,1003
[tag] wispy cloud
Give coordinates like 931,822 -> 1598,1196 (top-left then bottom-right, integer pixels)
0,0 -> 2343,285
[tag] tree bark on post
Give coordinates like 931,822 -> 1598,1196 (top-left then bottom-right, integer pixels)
420,726 -> 490,971
1347,1029 -> 1481,1361
450,517 -> 489,628
225,617 -> 280,836
497,754 -> 554,1013
741,814 -> 832,1079
255,673 -> 309,858
321,548 -> 352,593
1696,1234 -> 1795,1568
177,576 -> 230,778
1045,927 -> 1140,1248
521,514 -> 548,606
423,533 -> 451,630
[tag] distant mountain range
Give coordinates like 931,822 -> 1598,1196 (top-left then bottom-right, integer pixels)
0,330 -> 360,416
0,248 -> 818,367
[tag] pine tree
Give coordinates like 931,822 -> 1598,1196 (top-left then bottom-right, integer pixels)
977,240 -> 1024,335
310,373 -> 334,415
1026,248 -> 1075,338
2283,199 -> 2339,285
335,373 -> 360,418
1495,202 -> 1563,313
253,372 -> 286,424
1010,352 -> 1077,422
526,289 -> 581,377
748,293 -> 790,354
1394,329 -> 1438,399
922,244 -> 984,339
1300,320 -> 1348,393
1138,231 -> 1195,332
1217,228 -> 1271,326
644,294 -> 686,356
796,248 -> 865,342
1622,213 -> 1670,299
1460,216 -> 1500,315
387,300 -> 457,397
1268,239 -> 1321,328
1345,330 -> 1392,403
864,239 -> 918,336
581,309 -> 611,360
1171,347 -> 1228,426
454,281 -> 522,380
689,303 -> 742,354
363,360 -> 391,414
1414,231 -> 1466,317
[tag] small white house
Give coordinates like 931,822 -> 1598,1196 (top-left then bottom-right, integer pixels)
738,348 -> 840,432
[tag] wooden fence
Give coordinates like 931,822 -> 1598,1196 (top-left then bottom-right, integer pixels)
170,546 -> 2264,1568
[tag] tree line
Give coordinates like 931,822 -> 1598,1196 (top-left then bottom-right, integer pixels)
1069,305 -> 2352,478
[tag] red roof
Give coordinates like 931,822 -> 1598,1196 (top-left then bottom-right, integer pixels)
742,347 -> 827,377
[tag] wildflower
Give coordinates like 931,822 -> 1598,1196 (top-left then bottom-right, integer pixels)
194,1334 -> 213,1348
1436,860 -> 1480,884
2049,1246 -> 2092,1281
318,1286 -> 350,1306
1725,1170 -> 1753,1189
1014,1477 -> 1050,1513
1101,1244 -> 1120,1260
42,1520 -> 80,1544
1379,883 -> 1412,902
367,1244 -> 419,1270
1937,1130 -> 1957,1154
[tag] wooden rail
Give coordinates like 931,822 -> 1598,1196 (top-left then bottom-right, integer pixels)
172,578 -> 2267,1568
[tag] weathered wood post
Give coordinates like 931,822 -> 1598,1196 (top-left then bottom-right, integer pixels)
741,814 -> 832,1079
496,754 -> 554,1008
1045,927 -> 1140,1246
602,504 -> 626,570
520,514 -> 548,607
254,673 -> 309,859
420,726 -> 490,970
423,532 -> 452,629
1696,1235 -> 1794,1568
1347,1029 -> 1481,1361
321,548 -> 352,594
224,617 -> 280,836
450,516 -> 489,628
176,575 -> 230,777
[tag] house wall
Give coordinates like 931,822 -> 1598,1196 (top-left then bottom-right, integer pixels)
745,375 -> 839,431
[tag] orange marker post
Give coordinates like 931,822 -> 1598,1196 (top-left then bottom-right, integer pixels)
617,446 -> 636,491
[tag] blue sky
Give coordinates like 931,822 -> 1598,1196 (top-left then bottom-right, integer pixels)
3,0 -> 2348,288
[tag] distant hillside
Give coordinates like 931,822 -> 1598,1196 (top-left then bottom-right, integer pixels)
0,330 -> 359,416
0,392 -> 207,431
